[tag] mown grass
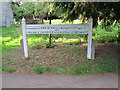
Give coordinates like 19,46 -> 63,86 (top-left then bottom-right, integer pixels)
2,24 -> 22,53
33,51 -> 118,75
1,19 -> 119,74
1,19 -> 119,52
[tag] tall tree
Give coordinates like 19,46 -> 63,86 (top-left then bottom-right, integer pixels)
21,2 -> 36,15
54,2 -> 120,27
35,2 -> 61,19
11,2 -> 36,21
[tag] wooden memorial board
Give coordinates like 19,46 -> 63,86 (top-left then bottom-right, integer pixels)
22,17 -> 94,59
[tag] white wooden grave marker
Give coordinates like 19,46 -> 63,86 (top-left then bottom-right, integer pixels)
22,17 -> 94,59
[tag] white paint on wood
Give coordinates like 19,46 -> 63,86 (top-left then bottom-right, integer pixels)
87,17 -> 93,59
22,17 -> 95,60
22,17 -> 28,58
26,24 -> 89,34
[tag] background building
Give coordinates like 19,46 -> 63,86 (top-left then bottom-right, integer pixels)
0,1 -> 14,27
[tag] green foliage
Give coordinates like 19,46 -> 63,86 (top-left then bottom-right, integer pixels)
2,67 -> 16,73
35,2 -> 52,17
34,67 -> 43,74
34,62 -> 44,74
69,65 -> 90,75
34,62 -> 53,74
2,20 -> 119,53
66,56 -> 118,75
113,41 -> 118,45
35,2 -> 62,19
22,2 -> 35,15
11,2 -> 120,26
2,24 -> 22,52
13,6 -> 25,21
45,66 -> 52,72
92,58 -> 118,73
54,2 -> 120,27
11,2 -> 61,21
93,22 -> 119,42
11,2 -> 36,21
28,37 -> 45,48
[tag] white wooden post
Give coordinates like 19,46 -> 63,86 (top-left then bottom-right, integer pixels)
87,17 -> 93,59
22,17 -> 28,58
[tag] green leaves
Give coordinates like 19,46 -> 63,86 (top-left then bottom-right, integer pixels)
11,2 -> 36,21
54,2 -> 120,27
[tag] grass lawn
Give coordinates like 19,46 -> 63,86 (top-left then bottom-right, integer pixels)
1,19 -> 119,75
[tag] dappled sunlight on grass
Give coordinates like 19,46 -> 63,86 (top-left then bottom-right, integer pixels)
5,36 -> 23,45
2,24 -> 22,52
56,38 -> 82,45
2,36 -> 22,46
28,37 -> 45,47
44,19 -> 82,24
2,20 -> 119,74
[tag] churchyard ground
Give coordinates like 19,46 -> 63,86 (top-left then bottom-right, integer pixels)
1,20 -> 119,75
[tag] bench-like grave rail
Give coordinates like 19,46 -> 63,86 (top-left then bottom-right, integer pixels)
22,17 -> 95,59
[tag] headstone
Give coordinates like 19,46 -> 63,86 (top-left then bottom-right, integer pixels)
20,39 -> 25,59
33,15 -> 36,20
38,20 -> 41,24
17,21 -> 19,24
6,17 -> 10,28
40,15 -> 43,24
19,19 -> 22,24
13,19 -> 16,24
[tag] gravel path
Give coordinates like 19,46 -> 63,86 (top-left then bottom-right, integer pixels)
2,73 -> 118,88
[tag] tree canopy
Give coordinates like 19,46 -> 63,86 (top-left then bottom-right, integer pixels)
11,2 -> 120,27
11,2 -> 36,21
35,2 -> 63,20
11,2 -> 61,21
54,2 -> 120,27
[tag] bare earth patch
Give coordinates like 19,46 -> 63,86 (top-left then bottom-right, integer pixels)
2,42 -> 119,75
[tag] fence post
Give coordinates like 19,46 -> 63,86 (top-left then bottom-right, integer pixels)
87,17 -> 93,59
22,17 -> 28,58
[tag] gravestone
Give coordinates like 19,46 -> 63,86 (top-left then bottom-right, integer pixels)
6,17 -> 10,28
20,39 -> 25,59
25,15 -> 42,24
13,19 -> 16,24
